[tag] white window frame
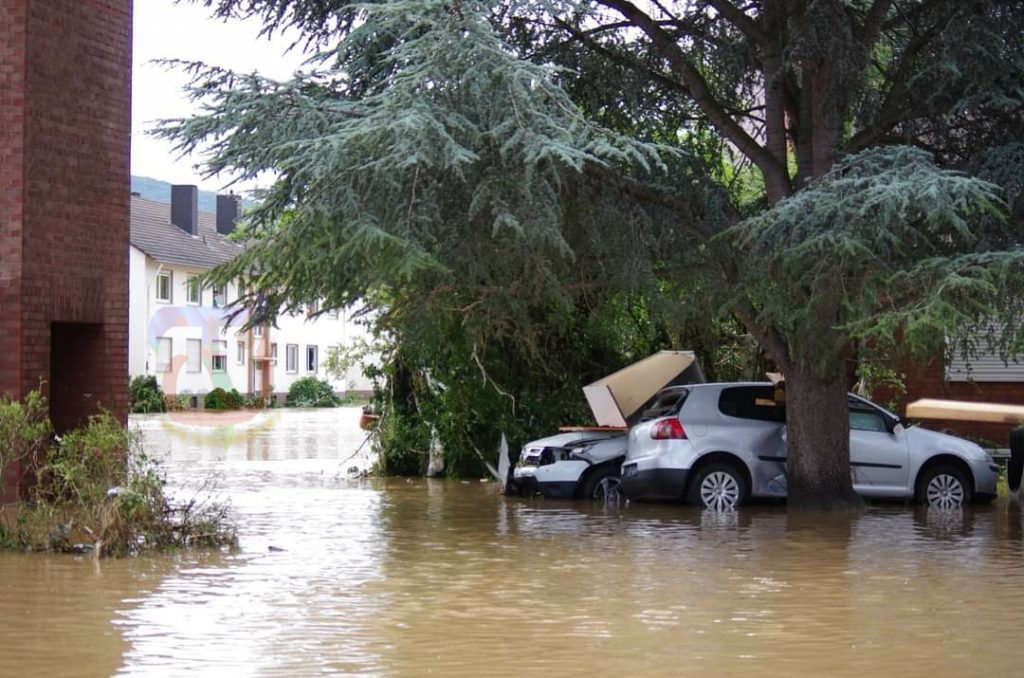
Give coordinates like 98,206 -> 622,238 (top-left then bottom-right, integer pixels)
286,344 -> 298,374
155,270 -> 172,303
156,337 -> 172,373
236,341 -> 245,366
212,284 -> 228,308
254,324 -> 264,338
271,343 -> 278,366
186,274 -> 201,305
186,339 -> 202,373
306,345 -> 318,373
212,340 -> 228,373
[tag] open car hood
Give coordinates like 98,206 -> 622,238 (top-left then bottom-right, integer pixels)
582,350 -> 704,428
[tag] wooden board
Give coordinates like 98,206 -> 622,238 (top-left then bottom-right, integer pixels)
905,398 -> 1024,425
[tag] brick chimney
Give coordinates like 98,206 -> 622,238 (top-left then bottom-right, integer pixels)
216,193 -> 240,235
171,185 -> 199,236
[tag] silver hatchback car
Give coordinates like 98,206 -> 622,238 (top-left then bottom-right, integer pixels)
621,382 -> 1000,509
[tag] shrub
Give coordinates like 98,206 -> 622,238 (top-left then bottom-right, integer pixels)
241,392 -> 267,409
129,375 -> 166,414
0,389 -> 52,488
10,402 -> 236,557
204,387 -> 244,410
286,377 -> 341,408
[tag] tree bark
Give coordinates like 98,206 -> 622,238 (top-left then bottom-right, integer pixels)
783,367 -> 864,510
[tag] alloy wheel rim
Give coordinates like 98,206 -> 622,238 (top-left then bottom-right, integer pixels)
926,474 -> 965,509
700,471 -> 739,511
595,477 -> 622,504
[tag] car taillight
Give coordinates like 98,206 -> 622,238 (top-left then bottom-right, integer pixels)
650,418 -> 686,440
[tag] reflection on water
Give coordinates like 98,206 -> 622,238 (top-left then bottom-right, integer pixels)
2,408 -> 1024,676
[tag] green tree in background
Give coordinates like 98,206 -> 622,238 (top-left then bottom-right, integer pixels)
168,0 -> 1024,507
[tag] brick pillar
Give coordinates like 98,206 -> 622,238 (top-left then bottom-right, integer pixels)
0,0 -> 132,501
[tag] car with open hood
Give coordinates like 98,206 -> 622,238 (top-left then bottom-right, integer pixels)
513,352 -> 703,501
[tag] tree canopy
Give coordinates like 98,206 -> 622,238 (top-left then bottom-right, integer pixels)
168,0 -> 1024,506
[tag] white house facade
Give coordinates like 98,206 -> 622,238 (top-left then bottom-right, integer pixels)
128,187 -> 373,403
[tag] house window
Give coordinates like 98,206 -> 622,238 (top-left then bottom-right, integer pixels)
286,344 -> 298,373
212,340 -> 227,372
236,341 -> 245,365
212,284 -> 228,308
271,343 -> 278,366
328,308 -> 340,320
307,300 -> 319,317
155,271 -> 172,303
186,339 -> 201,373
254,325 -> 263,338
186,275 -> 201,305
156,337 -> 172,373
306,345 -> 318,373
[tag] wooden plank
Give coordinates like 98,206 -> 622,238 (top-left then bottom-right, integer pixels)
906,398 -> 1024,424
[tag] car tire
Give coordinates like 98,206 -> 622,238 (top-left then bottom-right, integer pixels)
916,464 -> 972,509
687,462 -> 748,510
579,465 -> 623,503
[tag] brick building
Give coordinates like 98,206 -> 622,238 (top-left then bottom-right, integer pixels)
1,0 -> 132,501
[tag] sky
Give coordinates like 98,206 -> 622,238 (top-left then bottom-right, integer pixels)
132,0 -> 308,193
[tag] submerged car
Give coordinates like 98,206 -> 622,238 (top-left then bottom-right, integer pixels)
621,382 -> 1000,510
515,387 -> 691,501
514,351 -> 704,502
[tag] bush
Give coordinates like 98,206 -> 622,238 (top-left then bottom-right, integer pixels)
5,396 -> 236,558
204,387 -> 244,410
129,375 -> 166,414
240,392 -> 267,409
286,377 -> 341,408
0,389 -> 52,487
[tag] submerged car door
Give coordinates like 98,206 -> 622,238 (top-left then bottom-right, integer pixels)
848,396 -> 909,495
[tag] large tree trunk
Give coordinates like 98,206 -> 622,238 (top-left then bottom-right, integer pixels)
784,367 -> 863,510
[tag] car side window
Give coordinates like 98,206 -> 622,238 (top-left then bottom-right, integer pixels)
718,386 -> 786,423
848,402 -> 890,432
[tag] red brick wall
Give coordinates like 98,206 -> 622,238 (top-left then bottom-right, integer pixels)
896,358 -> 1024,446
0,0 -> 132,501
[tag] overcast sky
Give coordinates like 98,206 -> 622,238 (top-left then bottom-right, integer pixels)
132,0 -> 308,192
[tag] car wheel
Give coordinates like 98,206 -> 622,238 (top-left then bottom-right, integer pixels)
917,464 -> 972,509
580,465 -> 623,504
687,462 -> 748,511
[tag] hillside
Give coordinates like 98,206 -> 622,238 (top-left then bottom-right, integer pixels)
131,176 -> 226,213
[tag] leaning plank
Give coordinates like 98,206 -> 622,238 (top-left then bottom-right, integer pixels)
906,398 -> 1024,425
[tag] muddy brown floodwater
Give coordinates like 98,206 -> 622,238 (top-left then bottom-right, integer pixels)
3,408 -> 1024,677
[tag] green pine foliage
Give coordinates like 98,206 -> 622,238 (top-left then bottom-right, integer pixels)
167,1 -> 1024,500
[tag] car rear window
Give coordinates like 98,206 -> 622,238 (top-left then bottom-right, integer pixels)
640,388 -> 690,421
718,386 -> 786,422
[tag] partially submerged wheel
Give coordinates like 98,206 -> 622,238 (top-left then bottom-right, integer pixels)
687,462 -> 748,511
917,464 -> 972,509
580,465 -> 623,504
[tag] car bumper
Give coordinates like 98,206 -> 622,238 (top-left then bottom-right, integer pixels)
970,459 -> 1000,502
513,467 -> 579,499
621,466 -> 689,502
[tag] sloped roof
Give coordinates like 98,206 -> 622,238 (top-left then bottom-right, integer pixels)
130,196 -> 245,269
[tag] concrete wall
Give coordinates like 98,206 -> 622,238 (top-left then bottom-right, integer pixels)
1,0 -> 132,500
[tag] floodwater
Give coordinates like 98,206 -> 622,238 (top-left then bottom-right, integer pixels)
3,409 -> 1024,677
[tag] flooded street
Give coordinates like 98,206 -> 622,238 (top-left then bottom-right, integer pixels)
3,408 -> 1024,676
